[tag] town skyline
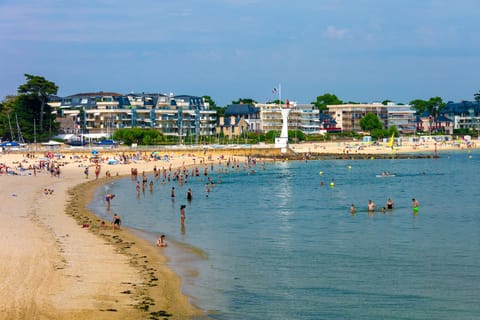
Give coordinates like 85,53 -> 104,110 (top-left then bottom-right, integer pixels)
1,0 -> 479,106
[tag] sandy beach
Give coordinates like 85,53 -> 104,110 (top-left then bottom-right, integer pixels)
0,150 -> 206,319
0,139 -> 477,319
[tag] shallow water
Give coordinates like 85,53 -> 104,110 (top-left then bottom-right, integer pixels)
89,150 -> 480,320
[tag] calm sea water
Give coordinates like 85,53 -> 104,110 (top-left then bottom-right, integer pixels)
89,150 -> 480,320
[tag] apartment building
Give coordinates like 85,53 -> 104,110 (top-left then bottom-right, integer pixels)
52,92 -> 217,139
327,102 -> 416,134
441,101 -> 480,131
256,102 -> 324,134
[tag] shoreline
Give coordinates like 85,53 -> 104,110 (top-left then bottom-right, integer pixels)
1,142 -> 478,319
67,176 -> 205,319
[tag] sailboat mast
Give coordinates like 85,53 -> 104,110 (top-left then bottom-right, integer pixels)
16,114 -> 25,144
34,118 -> 37,148
8,113 -> 15,141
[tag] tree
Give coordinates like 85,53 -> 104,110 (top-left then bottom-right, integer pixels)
387,125 -> 399,137
311,93 -> 342,111
17,74 -> 58,132
409,99 -> 428,115
269,99 -> 284,105
382,100 -> 392,105
426,96 -> 445,116
0,96 -> 19,141
113,128 -> 165,145
231,98 -> 257,105
202,95 -> 217,108
475,90 -> 480,102
410,97 -> 445,116
359,112 -> 383,132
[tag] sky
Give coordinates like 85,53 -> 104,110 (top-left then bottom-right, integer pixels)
1,0 -> 479,106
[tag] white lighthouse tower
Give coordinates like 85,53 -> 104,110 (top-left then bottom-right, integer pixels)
274,84 -> 290,153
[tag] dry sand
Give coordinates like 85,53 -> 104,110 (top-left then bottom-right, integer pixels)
0,141 -> 477,319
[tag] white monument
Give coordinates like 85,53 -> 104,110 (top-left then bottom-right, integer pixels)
275,100 -> 290,153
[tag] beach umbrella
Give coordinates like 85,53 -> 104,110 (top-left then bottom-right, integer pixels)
91,150 -> 99,155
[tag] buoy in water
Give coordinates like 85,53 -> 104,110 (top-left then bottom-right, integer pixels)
319,171 -> 323,175
468,155 -> 472,159
348,165 -> 352,169
329,182 -> 335,187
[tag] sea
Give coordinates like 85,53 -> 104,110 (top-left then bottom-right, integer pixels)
88,150 -> 480,320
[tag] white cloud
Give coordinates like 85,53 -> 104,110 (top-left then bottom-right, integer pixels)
325,25 -> 348,40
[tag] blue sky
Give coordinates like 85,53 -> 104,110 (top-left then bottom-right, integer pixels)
1,0 -> 479,106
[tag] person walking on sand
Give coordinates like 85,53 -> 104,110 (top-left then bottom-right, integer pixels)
84,166 -> 89,179
95,165 -> 100,180
112,213 -> 121,231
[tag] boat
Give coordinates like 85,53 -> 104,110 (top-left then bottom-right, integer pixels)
376,173 -> 396,178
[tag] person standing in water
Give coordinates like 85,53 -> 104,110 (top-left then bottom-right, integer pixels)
368,200 -> 376,212
412,198 -> 419,213
350,204 -> 356,214
180,205 -> 186,225
105,193 -> 115,210
386,198 -> 394,210
186,188 -> 193,201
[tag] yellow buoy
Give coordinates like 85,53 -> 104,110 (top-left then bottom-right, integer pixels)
329,182 -> 335,187
348,165 -> 352,169
468,155 -> 472,159
319,171 -> 323,175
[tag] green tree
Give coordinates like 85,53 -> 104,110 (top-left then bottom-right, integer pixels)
387,125 -> 399,137
426,96 -> 445,116
202,95 -> 217,108
311,93 -> 342,111
475,90 -> 480,102
269,99 -> 284,105
231,98 -> 257,105
17,74 -> 58,132
410,97 -> 445,116
265,130 -> 280,143
0,96 -> 19,141
382,100 -> 392,105
409,99 -> 428,115
113,128 -> 165,145
359,112 -> 383,132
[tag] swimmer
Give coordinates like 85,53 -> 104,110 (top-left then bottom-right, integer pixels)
187,188 -> 193,201
350,204 -> 356,214
157,234 -> 167,247
412,198 -> 419,212
386,198 -> 394,209
367,200 -> 376,212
